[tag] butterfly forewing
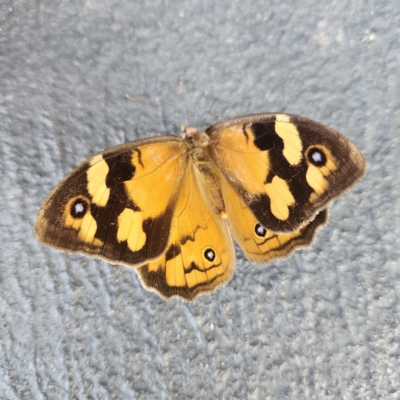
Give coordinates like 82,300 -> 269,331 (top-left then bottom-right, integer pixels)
35,137 -> 187,266
207,113 -> 366,233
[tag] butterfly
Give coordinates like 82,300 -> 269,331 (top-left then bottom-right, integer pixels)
35,113 -> 366,300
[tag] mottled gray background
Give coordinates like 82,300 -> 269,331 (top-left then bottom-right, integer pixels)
1,0 -> 399,398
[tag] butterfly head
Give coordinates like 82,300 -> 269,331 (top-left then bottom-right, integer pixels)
182,123 -> 210,152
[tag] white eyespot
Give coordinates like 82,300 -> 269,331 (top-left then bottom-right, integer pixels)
254,223 -> 267,237
311,151 -> 323,163
204,248 -> 216,262
307,147 -> 327,167
70,198 -> 88,218
74,202 -> 85,214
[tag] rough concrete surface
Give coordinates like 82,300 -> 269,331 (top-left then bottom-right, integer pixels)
1,0 -> 400,398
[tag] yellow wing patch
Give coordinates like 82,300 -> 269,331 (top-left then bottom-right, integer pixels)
87,154 -> 110,207
117,209 -> 146,252
264,175 -> 295,220
63,196 -> 103,247
305,145 -> 338,203
275,114 -> 303,166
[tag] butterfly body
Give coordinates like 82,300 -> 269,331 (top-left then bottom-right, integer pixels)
36,113 -> 365,300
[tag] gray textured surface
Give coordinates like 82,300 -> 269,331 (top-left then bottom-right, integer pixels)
1,0 -> 400,398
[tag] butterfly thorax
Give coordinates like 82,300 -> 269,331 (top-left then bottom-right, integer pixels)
182,125 -> 226,215
182,125 -> 211,164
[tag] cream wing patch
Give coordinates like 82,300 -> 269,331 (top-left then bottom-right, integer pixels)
305,145 -> 338,203
306,164 -> 328,200
264,175 -> 295,220
63,197 -> 103,247
275,114 -> 303,166
79,213 -> 98,243
117,208 -> 146,252
87,154 -> 110,207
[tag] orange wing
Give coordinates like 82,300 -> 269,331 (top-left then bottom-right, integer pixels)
207,113 -> 365,233
138,162 -> 235,300
35,137 -> 188,266
216,167 -> 328,263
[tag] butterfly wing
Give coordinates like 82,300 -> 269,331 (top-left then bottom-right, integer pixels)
137,162 -> 235,300
36,112 -> 366,300
35,136 -> 188,266
217,168 -> 328,262
207,113 -> 366,233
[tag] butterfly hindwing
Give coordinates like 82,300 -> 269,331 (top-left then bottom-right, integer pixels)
216,166 -> 328,262
216,167 -> 328,263
138,163 -> 235,300
207,113 -> 366,233
35,137 -> 187,266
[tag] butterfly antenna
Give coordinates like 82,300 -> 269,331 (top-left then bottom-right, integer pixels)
178,79 -> 190,127
125,93 -> 188,134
